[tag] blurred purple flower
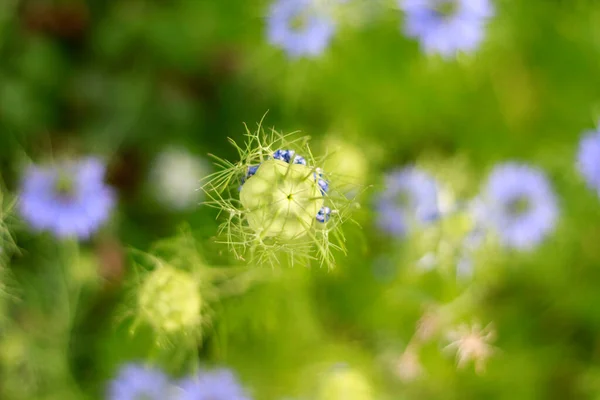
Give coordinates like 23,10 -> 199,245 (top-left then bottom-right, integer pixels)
483,163 -> 558,250
577,121 -> 600,197
267,0 -> 336,58
177,368 -> 251,400
375,167 -> 440,237
19,157 -> 115,239
108,363 -> 172,400
399,0 -> 494,58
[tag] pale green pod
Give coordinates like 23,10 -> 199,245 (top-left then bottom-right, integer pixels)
138,267 -> 202,334
240,159 -> 324,241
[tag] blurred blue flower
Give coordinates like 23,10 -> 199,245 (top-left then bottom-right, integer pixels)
19,157 -> 115,239
577,122 -> 600,197
267,0 -> 336,58
108,363 -> 173,400
483,163 -> 558,250
375,167 -> 440,237
177,368 -> 251,400
399,0 -> 494,58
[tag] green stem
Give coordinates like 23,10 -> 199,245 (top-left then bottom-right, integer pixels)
57,239 -> 87,399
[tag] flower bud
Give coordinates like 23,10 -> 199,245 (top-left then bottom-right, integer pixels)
138,267 -> 201,334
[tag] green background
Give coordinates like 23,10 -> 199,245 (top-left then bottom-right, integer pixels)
1,0 -> 600,399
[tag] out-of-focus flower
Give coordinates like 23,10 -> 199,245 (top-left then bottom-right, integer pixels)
482,163 -> 558,250
577,121 -> 600,197
444,322 -> 496,374
267,0 -> 336,58
177,368 -> 251,400
150,148 -> 210,211
376,167 -> 440,237
399,0 -> 494,58
108,363 -> 174,400
19,157 -> 115,239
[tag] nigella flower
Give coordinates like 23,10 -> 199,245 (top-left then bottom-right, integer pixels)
108,363 -> 173,400
267,0 -> 336,58
19,157 -> 115,239
482,163 -> 558,250
399,0 -> 494,58
203,126 -> 355,269
577,122 -> 600,197
375,167 -> 440,237
177,369 -> 251,400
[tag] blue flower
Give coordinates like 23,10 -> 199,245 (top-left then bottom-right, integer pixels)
482,163 -> 558,250
177,369 -> 251,400
399,0 -> 494,58
577,122 -> 600,197
267,0 -> 336,58
375,167 -> 440,237
107,363 -> 173,400
19,157 -> 115,239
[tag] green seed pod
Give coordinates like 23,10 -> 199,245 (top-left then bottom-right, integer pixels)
240,159 -> 323,240
138,266 -> 201,334
316,367 -> 374,400
203,125 -> 359,268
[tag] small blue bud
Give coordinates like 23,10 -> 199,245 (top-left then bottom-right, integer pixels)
273,149 -> 307,165
273,149 -> 291,162
241,164 -> 261,186
316,206 -> 331,223
247,164 -> 260,178
312,171 -> 329,194
318,178 -> 329,194
293,155 -> 307,165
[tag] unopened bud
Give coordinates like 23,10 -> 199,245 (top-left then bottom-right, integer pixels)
138,267 -> 201,334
